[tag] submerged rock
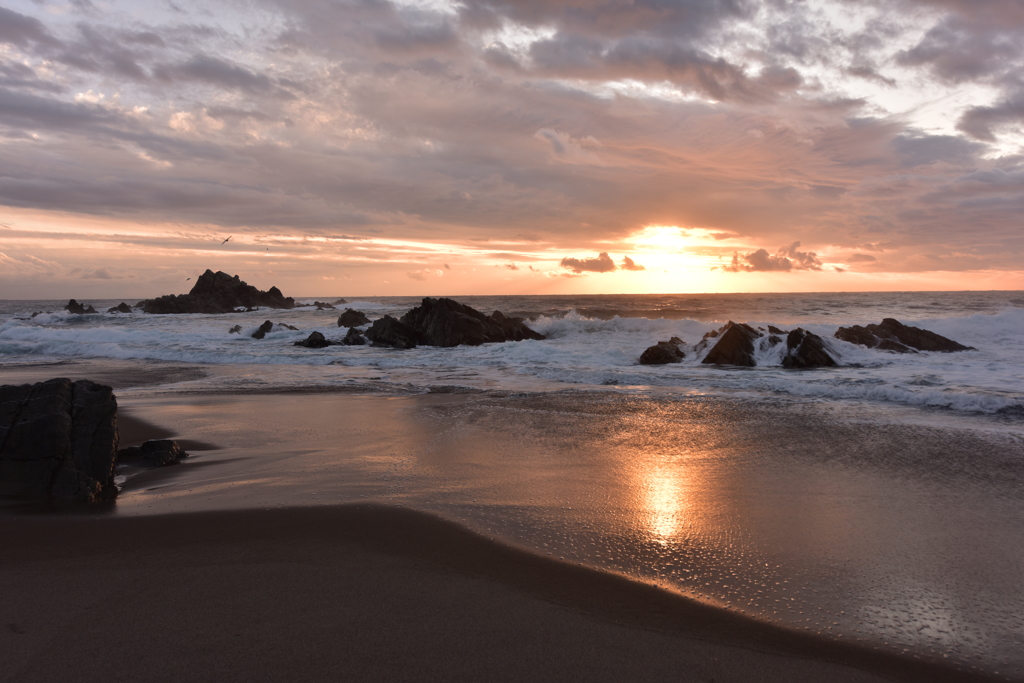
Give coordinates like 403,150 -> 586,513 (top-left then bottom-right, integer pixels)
293,331 -> 338,348
782,328 -> 837,368
118,439 -> 187,467
342,327 -> 367,346
400,297 -> 545,347
139,270 -> 295,314
314,301 -> 336,310
639,339 -> 685,365
0,378 -> 118,502
702,322 -> 761,366
107,302 -> 132,314
835,318 -> 973,353
365,315 -> 419,349
333,298 -> 348,305
65,299 -> 97,315
337,308 -> 371,327
228,325 -> 242,334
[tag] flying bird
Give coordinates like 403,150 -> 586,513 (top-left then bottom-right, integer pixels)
221,236 -> 232,244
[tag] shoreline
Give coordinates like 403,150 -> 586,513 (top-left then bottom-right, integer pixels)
1,503 -> 1005,683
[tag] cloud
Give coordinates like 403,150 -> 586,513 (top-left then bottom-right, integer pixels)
957,93 -> 1024,141
406,268 -> 444,280
621,255 -> 645,271
560,252 -> 617,273
722,242 -> 823,272
847,253 -> 877,263
505,262 -> 519,270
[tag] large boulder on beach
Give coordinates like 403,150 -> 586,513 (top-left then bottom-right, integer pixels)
835,318 -> 973,353
342,327 -> 367,346
782,329 -> 837,368
337,309 -> 371,327
639,338 -> 685,365
365,315 -> 419,349
65,299 -> 97,315
400,297 -> 545,347
294,331 -> 338,348
702,322 -> 761,366
139,270 -> 295,314
0,378 -> 118,501
118,439 -> 187,467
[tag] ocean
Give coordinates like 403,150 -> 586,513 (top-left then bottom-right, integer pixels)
3,290 -> 1024,680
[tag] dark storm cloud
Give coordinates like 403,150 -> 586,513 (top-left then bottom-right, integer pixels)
560,252 -> 617,273
957,93 -> 1024,142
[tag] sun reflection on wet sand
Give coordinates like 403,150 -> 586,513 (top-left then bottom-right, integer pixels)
638,459 -> 690,545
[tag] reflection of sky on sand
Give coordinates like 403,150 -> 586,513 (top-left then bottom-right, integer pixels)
113,391 -> 1024,679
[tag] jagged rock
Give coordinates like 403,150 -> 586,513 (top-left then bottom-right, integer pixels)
835,318 -> 973,353
228,325 -> 242,334
702,322 -> 761,367
314,301 -> 336,310
768,325 -> 788,335
639,340 -> 685,365
782,329 -> 837,368
294,331 -> 338,348
767,334 -> 782,346
118,439 -> 187,467
400,297 -> 545,347
252,321 -> 274,339
107,302 -> 132,314
333,298 -> 348,305
365,316 -> 419,349
342,327 -> 367,346
279,323 -> 298,330
65,299 -> 97,315
138,270 -> 295,314
337,309 -> 371,327
0,378 -> 118,502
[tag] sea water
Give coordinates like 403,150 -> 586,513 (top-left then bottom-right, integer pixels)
1,291 -> 1023,416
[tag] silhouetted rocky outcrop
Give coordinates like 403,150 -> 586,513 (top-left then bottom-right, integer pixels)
342,328 -> 367,345
399,297 -> 545,347
65,299 -> 97,315
139,270 -> 295,314
365,316 -> 419,349
333,298 -> 348,305
118,439 -> 188,467
782,328 -> 837,368
337,309 -> 371,327
835,318 -> 973,353
293,331 -> 339,348
107,302 -> 132,314
639,337 -> 685,365
252,321 -> 274,339
0,378 -> 118,502
702,322 -> 761,366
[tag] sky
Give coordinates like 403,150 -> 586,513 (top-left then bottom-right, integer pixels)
2,0 -> 1024,298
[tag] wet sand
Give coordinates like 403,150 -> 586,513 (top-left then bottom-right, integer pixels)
0,504 -> 996,683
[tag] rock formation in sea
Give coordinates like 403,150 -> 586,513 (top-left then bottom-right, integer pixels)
251,321 -> 297,339
782,329 -> 837,368
701,322 -> 761,366
333,298 -> 348,305
342,327 -> 367,345
365,315 -> 419,348
139,270 -> 295,314
399,297 -> 545,347
294,331 -> 339,348
64,299 -> 97,314
107,302 -> 132,314
228,325 -> 242,334
835,318 -> 973,353
118,439 -> 188,467
337,309 -> 371,327
0,378 -> 118,501
639,337 -> 685,365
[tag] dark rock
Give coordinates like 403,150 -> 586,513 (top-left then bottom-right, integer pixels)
107,302 -> 132,314
118,439 -> 187,467
252,320 -> 274,339
767,334 -> 782,346
337,308 -> 371,327
228,325 -> 242,334
702,321 -> 761,366
835,318 -> 972,353
365,315 -> 419,349
639,340 -> 685,365
333,298 -> 348,305
314,301 -> 336,310
0,378 -> 118,501
782,329 -> 837,368
400,297 -> 545,347
65,299 -> 97,315
279,323 -> 298,331
768,325 -> 788,335
293,331 -> 338,348
342,328 -> 367,346
138,270 -> 295,314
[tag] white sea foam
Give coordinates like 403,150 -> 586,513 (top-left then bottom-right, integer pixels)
2,296 -> 1022,415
